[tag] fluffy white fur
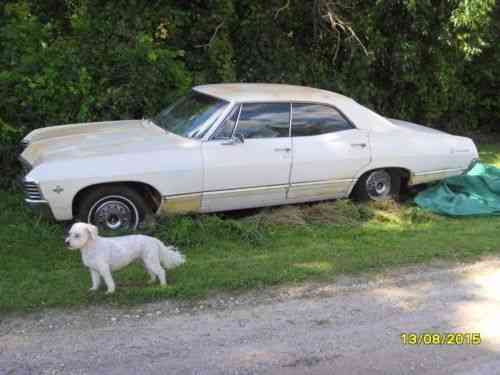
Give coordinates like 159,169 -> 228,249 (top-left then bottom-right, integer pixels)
65,222 -> 185,294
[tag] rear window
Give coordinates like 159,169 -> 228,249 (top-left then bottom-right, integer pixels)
292,104 -> 354,137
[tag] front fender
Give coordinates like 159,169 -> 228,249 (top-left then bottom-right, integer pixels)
27,149 -> 203,221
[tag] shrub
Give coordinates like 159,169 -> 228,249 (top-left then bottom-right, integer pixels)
1,0 -> 499,189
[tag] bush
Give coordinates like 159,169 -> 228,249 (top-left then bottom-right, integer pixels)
1,0 -> 499,189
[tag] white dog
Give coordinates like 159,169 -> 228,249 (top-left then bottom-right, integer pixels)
65,222 -> 185,294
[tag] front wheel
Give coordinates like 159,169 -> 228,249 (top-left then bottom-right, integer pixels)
77,185 -> 151,231
352,169 -> 401,201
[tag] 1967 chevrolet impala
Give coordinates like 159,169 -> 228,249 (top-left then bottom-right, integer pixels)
19,83 -> 478,231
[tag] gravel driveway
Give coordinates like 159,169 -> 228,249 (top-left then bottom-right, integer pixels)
2,257 -> 500,374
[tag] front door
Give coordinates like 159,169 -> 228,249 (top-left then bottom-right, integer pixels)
202,103 -> 292,212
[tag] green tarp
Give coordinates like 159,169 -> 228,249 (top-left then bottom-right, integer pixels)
415,163 -> 500,216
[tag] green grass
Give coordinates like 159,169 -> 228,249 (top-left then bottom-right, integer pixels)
475,143 -> 500,165
1,144 -> 500,314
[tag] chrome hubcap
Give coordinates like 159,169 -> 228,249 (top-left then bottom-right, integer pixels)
88,197 -> 139,231
366,170 -> 391,200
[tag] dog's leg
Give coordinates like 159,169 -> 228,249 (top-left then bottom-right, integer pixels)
89,269 -> 101,291
147,262 -> 166,286
145,266 -> 157,284
155,267 -> 167,286
144,255 -> 167,285
98,264 -> 116,294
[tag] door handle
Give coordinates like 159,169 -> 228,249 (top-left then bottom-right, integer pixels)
274,147 -> 291,152
350,143 -> 367,148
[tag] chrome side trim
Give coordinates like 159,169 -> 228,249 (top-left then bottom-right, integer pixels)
204,184 -> 287,197
287,179 -> 353,201
160,193 -> 202,214
290,179 -> 354,186
163,178 -> 357,214
409,168 -> 465,186
202,185 -> 288,212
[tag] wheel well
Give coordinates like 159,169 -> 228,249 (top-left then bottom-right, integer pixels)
72,182 -> 162,218
351,167 -> 411,196
393,168 -> 411,192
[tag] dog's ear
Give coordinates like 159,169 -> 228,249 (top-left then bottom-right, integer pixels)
87,224 -> 98,240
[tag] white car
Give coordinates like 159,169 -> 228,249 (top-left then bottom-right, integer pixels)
19,83 -> 479,231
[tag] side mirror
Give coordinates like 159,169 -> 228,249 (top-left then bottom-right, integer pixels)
221,133 -> 245,145
234,133 -> 245,144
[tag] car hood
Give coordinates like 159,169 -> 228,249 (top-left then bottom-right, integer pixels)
21,120 -> 191,167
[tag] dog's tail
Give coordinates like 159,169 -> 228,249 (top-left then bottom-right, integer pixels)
158,241 -> 185,270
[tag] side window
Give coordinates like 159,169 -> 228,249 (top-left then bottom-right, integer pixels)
235,103 -> 290,139
212,105 -> 240,139
292,104 -> 354,137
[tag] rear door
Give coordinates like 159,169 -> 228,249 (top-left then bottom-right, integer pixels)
288,103 -> 371,202
201,103 -> 292,212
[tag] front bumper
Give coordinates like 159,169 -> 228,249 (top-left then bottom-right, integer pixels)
25,199 -> 55,220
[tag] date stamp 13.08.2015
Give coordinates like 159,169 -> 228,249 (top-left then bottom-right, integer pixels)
400,332 -> 481,346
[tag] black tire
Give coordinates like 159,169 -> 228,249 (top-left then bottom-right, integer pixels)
77,184 -> 151,231
351,169 -> 401,202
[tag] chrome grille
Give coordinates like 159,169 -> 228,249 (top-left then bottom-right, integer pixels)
23,181 -> 43,201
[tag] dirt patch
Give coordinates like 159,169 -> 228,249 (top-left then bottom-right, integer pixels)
2,257 -> 500,375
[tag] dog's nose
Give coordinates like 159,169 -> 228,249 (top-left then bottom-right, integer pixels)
65,239 -> 70,247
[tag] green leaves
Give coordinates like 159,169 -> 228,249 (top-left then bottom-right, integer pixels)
0,0 -> 499,190
450,0 -> 496,57
0,1 -> 191,132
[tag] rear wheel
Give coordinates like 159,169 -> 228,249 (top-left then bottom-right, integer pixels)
352,169 -> 401,201
77,185 -> 151,231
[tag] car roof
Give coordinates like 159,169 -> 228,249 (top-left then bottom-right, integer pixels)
193,83 -> 353,104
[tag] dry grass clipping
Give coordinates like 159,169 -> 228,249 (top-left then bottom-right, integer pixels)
247,198 -> 441,227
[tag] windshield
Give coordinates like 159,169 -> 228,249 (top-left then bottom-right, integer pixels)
152,91 -> 229,139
